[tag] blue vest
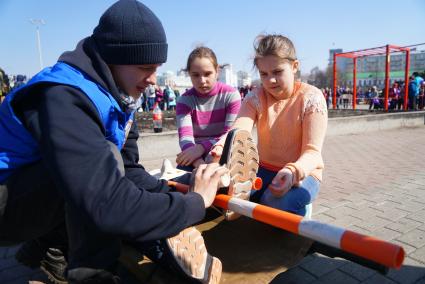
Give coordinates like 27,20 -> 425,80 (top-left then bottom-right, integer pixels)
0,62 -> 134,183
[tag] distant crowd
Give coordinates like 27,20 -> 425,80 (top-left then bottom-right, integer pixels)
137,84 -> 180,111
0,69 -> 27,102
320,72 -> 425,111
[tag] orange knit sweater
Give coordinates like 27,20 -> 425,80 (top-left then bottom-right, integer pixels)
220,82 -> 328,184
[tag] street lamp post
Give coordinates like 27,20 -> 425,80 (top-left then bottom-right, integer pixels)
29,18 -> 45,70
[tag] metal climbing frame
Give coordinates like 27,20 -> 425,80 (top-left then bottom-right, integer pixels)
333,45 -> 410,111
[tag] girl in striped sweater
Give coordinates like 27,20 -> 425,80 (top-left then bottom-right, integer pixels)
176,46 -> 241,170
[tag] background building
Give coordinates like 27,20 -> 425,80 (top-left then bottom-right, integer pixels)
329,48 -> 348,72
156,63 -> 248,92
156,70 -> 192,93
218,64 -> 237,87
237,70 -> 252,88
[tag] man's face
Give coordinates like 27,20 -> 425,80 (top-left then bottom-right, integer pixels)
109,64 -> 161,99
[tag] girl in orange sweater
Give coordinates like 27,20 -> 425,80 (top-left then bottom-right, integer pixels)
211,34 -> 328,216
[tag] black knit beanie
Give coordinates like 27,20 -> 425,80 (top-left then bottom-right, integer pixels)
92,0 -> 167,65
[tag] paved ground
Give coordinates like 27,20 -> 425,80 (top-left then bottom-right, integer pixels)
279,126 -> 425,284
1,126 -> 425,283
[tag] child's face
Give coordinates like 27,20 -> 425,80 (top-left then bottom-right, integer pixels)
109,64 -> 161,99
189,57 -> 219,94
257,55 -> 298,99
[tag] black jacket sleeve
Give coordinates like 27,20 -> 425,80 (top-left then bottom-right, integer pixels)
121,120 -> 168,193
15,85 -> 205,242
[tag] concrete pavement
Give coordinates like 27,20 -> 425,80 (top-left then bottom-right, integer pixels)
1,126 -> 425,283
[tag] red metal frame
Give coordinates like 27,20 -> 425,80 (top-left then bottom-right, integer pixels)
333,45 -> 410,111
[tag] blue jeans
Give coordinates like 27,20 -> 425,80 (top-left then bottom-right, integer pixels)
176,164 -> 195,172
251,166 -> 320,216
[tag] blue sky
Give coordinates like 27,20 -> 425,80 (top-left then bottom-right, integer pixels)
1,0 -> 424,78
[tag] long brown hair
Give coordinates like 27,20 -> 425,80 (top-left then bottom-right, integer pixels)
253,34 -> 297,68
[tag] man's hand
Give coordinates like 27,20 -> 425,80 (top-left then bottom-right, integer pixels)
189,163 -> 228,208
176,144 -> 204,166
268,168 -> 294,198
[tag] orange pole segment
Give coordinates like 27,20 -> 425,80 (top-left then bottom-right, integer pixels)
252,203 -> 302,235
341,231 -> 405,269
353,58 -> 357,110
213,194 -> 231,209
214,194 -> 302,234
384,45 -> 390,111
404,50 -> 410,110
388,44 -> 403,50
333,53 -> 337,109
167,181 -> 189,193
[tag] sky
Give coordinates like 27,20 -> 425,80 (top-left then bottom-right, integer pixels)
1,0 -> 425,78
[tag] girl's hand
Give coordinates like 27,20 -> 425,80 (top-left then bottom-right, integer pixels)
176,144 -> 204,166
205,145 -> 223,163
268,168 -> 294,198
192,158 -> 206,168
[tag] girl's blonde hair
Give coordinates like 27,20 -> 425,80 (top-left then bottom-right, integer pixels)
186,46 -> 218,72
253,34 -> 297,67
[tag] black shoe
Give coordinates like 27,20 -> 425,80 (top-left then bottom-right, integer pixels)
15,239 -> 67,284
41,248 -> 68,284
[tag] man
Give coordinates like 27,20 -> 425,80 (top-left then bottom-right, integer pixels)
408,75 -> 418,110
147,84 -> 156,110
368,86 -> 379,110
413,72 -> 424,98
0,1 -> 226,283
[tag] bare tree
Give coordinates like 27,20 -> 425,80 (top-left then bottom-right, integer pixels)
308,66 -> 327,89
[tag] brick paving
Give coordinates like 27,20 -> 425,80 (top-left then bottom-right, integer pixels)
278,126 -> 425,284
1,126 -> 425,283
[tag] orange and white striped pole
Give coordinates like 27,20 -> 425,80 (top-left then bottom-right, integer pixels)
167,181 -> 404,269
213,194 -> 404,269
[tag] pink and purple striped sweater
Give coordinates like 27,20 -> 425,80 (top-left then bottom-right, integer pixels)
176,82 -> 241,154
